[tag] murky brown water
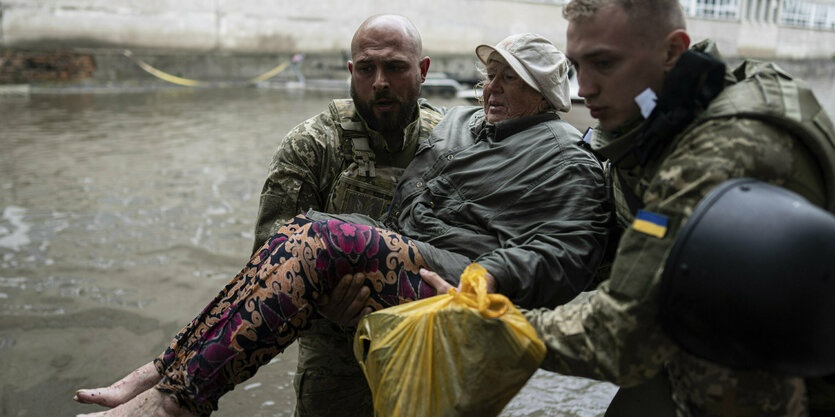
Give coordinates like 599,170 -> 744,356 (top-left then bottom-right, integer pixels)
0,86 -> 614,417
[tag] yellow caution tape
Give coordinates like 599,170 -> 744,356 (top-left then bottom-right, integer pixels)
247,60 -> 291,84
122,50 -> 291,87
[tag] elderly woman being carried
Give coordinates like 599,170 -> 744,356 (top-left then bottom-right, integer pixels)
75,33 -> 610,417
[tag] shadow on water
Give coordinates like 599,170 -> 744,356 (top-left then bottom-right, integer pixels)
1,86 -> 611,416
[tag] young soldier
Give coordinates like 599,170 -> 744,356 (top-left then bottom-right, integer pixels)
530,1 -> 835,414
424,1 -> 835,415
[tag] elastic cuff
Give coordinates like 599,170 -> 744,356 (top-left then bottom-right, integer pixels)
155,379 -> 216,417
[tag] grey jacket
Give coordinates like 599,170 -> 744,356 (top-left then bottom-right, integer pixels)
384,106 -> 610,308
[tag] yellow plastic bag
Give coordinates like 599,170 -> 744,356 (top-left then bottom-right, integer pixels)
353,263 -> 546,417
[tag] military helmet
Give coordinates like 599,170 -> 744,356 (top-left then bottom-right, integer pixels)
660,178 -> 835,376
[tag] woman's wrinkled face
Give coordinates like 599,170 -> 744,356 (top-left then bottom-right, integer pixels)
482,57 -> 547,123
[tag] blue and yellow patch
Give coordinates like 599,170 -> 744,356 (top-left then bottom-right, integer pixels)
632,210 -> 668,238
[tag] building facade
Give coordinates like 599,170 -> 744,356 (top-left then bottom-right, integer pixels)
1,0 -> 833,59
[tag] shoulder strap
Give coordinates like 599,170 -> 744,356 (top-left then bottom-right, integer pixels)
615,169 -> 645,216
329,99 -> 377,177
697,61 -> 835,212
416,99 -> 444,138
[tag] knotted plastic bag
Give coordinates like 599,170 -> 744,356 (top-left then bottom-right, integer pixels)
353,263 -> 546,417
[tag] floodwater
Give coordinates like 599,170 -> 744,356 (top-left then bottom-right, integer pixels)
20,77 -> 835,417
0,87 -> 620,417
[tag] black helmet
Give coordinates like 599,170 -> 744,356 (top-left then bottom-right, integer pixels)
660,178 -> 835,376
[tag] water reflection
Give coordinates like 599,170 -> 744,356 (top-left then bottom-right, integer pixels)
0,88 -> 614,416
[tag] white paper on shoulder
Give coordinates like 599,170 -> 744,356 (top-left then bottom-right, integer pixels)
634,88 -> 658,119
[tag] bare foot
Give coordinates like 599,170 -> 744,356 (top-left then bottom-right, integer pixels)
75,362 -> 162,407
75,388 -> 196,417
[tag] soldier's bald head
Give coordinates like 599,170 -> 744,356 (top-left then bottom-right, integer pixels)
351,14 -> 423,60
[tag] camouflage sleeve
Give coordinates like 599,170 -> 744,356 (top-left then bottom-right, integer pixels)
251,110 -> 343,253
418,98 -> 448,117
523,118 -> 813,386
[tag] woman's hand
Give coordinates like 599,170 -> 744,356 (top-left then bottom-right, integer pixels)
419,268 -> 498,294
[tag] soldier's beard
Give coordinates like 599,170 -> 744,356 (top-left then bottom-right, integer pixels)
351,81 -> 421,136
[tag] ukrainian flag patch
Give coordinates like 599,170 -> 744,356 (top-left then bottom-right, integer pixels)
632,210 -> 668,238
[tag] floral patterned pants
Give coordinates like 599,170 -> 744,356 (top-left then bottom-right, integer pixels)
153,216 -> 435,415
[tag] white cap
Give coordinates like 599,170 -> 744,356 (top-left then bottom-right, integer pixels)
476,33 -> 572,112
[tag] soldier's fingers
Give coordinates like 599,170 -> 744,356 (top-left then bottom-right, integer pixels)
317,294 -> 330,307
335,273 -> 366,310
331,283 -> 369,325
318,273 -> 354,307
345,286 -> 370,319
346,301 -> 375,327
319,273 -> 369,325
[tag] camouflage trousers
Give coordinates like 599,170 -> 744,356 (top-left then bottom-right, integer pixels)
666,353 -> 808,417
293,320 -> 374,417
605,363 -> 813,417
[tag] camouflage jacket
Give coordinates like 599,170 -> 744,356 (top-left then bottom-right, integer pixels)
251,98 -> 444,253
523,41 -> 834,416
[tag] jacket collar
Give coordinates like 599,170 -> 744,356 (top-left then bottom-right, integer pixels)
469,110 -> 559,142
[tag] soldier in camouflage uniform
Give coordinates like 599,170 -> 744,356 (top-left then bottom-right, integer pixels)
252,14 -> 444,417
530,1 -> 835,415
262,98 -> 441,417
74,14 -> 443,417
252,14 -> 448,417
425,1 -> 834,416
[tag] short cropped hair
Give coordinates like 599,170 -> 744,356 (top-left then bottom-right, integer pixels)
563,0 -> 686,39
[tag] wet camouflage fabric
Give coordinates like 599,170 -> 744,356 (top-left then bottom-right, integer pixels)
293,320 -> 375,417
250,99 -> 442,417
523,61 -> 830,415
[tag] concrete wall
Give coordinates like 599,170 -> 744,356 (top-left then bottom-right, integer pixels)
4,0 -> 834,58
0,0 -> 571,54
687,15 -> 835,59
774,25 -> 835,58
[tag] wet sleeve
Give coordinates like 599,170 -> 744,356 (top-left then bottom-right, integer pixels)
475,154 -> 611,309
252,113 -> 340,253
521,118 -> 808,386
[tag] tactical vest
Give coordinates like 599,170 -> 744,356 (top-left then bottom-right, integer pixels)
673,68 -> 835,406
324,99 -> 442,219
608,57 -> 835,222
690,59 -> 835,212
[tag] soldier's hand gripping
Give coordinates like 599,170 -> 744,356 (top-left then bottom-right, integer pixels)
317,272 -> 373,327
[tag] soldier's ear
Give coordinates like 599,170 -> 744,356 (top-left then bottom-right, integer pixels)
662,30 -> 690,72
348,60 -> 354,74
419,57 -> 430,82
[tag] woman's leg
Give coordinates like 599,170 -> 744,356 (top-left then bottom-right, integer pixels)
151,217 -> 434,415
75,218 -> 316,410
